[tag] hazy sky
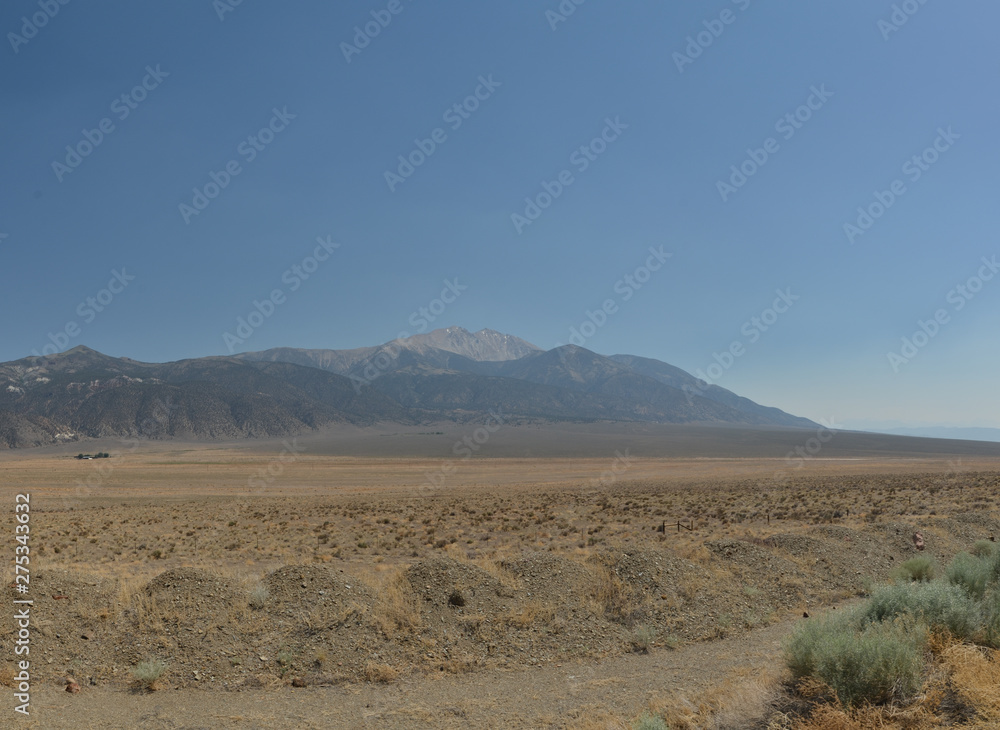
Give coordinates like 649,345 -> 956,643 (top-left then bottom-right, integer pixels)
2,1 -> 997,428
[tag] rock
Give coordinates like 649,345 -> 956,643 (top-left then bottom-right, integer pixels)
291,677 -> 307,687
65,681 -> 80,694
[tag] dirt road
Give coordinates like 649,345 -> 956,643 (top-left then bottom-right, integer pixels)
19,616 -> 796,729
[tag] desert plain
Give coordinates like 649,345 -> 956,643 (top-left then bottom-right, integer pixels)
3,423 -> 1000,728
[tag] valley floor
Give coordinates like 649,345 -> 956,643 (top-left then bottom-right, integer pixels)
2,449 -> 999,728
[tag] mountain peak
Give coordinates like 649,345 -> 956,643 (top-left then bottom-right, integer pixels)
394,327 -> 541,362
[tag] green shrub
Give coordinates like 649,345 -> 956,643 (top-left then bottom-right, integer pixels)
982,590 -> 1000,648
895,556 -> 936,582
987,549 -> 1000,584
633,713 -> 669,730
786,614 -> 925,707
630,624 -> 657,654
248,583 -> 269,609
863,581 -> 980,641
785,608 -> 862,679
132,658 -> 167,690
947,552 -> 991,600
971,540 -> 996,559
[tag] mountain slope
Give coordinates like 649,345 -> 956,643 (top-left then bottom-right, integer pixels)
0,347 -> 416,447
492,346 -> 813,426
609,354 -> 816,429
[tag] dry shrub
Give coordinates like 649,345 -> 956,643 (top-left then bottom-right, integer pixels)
941,643 -> 1000,725
588,563 -> 636,622
473,556 -> 522,592
652,666 -> 784,730
791,702 -> 939,730
505,600 -> 556,629
131,658 -> 168,691
363,662 -> 399,683
362,567 -> 421,639
114,575 -> 162,628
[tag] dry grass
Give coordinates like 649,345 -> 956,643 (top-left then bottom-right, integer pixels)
362,662 -> 399,684
505,600 -> 556,629
362,566 -> 421,639
589,562 -> 639,622
648,666 -> 784,729
940,643 -> 1000,726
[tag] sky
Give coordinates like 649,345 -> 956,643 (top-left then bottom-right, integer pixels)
1,0 -> 998,430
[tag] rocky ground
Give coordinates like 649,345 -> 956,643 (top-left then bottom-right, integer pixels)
5,510 -> 997,695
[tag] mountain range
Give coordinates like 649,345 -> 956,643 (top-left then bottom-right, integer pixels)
0,327 -> 817,449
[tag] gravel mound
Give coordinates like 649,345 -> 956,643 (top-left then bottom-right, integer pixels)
406,557 -> 512,609
263,564 -> 372,606
144,567 -> 237,604
501,551 -> 594,602
706,538 -> 806,605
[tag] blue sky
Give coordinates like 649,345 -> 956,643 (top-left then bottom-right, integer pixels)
2,0 -> 998,429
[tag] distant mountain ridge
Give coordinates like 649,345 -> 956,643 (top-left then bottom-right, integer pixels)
0,328 -> 817,449
240,329 -> 816,429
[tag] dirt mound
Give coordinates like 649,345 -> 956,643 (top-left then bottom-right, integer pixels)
873,521 -> 932,556
763,533 -> 823,556
707,539 -> 802,579
706,538 -> 806,606
406,557 -> 512,609
584,548 -> 746,642
144,567 -> 237,603
935,513 -> 1000,550
953,512 -> 1000,532
501,551 -> 594,602
263,564 -> 371,606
